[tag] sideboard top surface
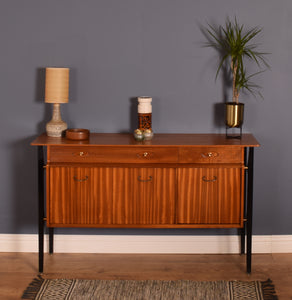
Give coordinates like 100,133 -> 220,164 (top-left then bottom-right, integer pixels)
31,133 -> 259,147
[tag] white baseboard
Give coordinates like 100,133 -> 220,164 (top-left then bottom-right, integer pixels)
0,234 -> 291,254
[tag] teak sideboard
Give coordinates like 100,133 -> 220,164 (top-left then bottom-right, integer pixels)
31,133 -> 259,273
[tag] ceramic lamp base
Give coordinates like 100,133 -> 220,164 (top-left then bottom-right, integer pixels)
46,120 -> 67,137
46,103 -> 67,137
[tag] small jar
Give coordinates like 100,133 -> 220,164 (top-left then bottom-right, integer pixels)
134,129 -> 144,141
138,97 -> 152,130
143,129 -> 154,141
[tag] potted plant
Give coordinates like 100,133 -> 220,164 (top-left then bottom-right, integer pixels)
203,17 -> 269,136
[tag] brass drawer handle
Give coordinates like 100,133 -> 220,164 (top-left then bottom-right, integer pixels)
201,152 -> 218,158
202,176 -> 217,182
73,175 -> 89,182
72,151 -> 88,158
136,151 -> 153,159
137,175 -> 153,182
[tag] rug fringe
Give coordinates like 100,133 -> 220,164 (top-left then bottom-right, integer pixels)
21,275 -> 44,299
261,279 -> 278,300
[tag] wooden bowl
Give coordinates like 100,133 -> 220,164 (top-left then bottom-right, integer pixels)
66,129 -> 90,140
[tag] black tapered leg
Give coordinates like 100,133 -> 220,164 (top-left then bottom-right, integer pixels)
49,228 -> 54,254
246,147 -> 254,273
239,227 -> 245,254
240,148 -> 248,255
38,146 -> 45,273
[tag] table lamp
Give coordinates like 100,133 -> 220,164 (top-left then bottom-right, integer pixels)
45,67 -> 69,137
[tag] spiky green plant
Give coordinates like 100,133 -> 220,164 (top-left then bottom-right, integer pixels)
203,17 -> 269,103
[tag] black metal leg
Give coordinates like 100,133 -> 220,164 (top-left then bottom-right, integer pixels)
239,228 -> 245,254
246,147 -> 254,273
240,148 -> 248,255
49,228 -> 54,254
38,222 -> 44,273
38,146 -> 45,273
226,125 -> 243,139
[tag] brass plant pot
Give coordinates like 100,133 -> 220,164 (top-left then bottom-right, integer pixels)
225,102 -> 244,128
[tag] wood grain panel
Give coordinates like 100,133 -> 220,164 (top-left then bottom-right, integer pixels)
47,166 -> 176,226
47,166 -> 113,226
32,133 -> 260,147
49,146 -> 178,163
153,168 -> 176,224
179,147 -> 243,163
177,167 -> 243,225
112,168 -> 176,225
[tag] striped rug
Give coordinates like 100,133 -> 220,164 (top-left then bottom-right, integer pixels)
22,277 -> 277,300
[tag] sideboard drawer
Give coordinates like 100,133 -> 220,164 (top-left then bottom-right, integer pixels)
179,147 -> 243,163
49,146 -> 179,164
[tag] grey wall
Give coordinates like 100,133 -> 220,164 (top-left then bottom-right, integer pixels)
0,0 -> 291,235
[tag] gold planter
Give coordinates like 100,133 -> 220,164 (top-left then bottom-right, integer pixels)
225,102 -> 244,128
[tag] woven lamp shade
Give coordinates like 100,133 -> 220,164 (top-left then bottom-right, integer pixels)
45,68 -> 69,103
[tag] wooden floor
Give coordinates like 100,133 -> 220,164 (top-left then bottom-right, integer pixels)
0,253 -> 291,299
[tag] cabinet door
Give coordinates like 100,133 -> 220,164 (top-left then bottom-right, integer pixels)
112,168 -> 176,225
177,167 -> 243,226
47,166 -> 114,226
47,166 -> 176,227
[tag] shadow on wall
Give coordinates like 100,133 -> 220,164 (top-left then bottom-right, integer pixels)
35,68 -> 54,133
212,60 -> 232,131
199,23 -> 232,132
118,97 -> 139,134
129,97 -> 138,132
10,136 -> 39,233
213,103 -> 225,129
9,68 -> 50,233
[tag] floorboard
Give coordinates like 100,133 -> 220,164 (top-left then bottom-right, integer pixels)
0,253 -> 291,299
